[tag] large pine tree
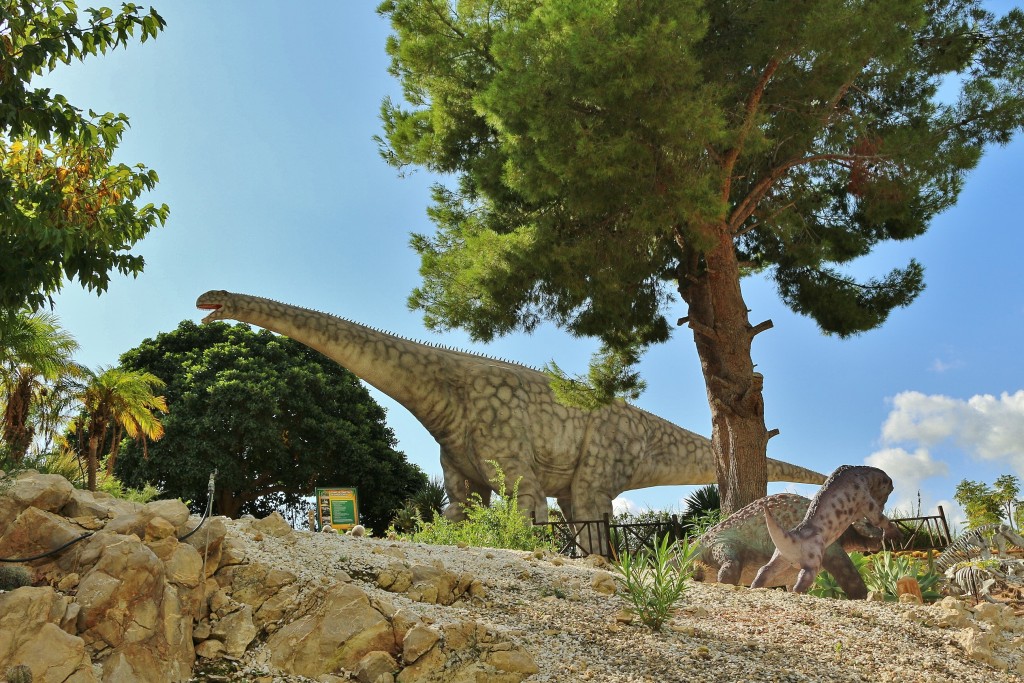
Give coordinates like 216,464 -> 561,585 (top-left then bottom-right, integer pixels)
377,0 -> 1024,514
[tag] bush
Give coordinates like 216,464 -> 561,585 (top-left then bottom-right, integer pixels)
861,551 -> 942,601
813,551 -> 942,601
0,564 -> 32,591
612,534 -> 699,631
397,462 -> 554,552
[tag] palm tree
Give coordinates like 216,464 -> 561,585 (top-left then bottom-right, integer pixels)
70,366 -> 167,491
0,310 -> 81,464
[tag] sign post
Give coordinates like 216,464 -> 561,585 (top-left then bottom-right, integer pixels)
313,487 -> 359,532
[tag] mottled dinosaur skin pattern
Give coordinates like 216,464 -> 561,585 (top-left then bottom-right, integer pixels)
696,493 -> 882,599
196,291 -> 826,533
752,465 -> 903,594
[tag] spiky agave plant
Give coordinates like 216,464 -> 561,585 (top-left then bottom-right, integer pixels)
411,476 -> 449,523
681,484 -> 721,537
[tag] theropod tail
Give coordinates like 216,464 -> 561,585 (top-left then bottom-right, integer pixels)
764,507 -> 803,564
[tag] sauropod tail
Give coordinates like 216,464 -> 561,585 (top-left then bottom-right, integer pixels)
764,507 -> 803,564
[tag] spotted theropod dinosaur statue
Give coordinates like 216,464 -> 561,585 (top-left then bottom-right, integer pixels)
197,291 -> 826,536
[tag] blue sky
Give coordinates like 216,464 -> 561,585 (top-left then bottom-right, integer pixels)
40,2 -> 1024,529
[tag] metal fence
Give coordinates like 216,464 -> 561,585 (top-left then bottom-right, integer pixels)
535,506 -> 953,560
886,506 -> 952,551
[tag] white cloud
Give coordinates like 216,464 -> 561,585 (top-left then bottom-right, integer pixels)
881,390 -> 1024,474
864,447 -> 948,508
930,358 -> 963,373
612,496 -> 643,516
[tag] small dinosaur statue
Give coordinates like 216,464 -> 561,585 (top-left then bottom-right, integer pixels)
695,493 -> 882,598
752,465 -> 902,593
196,291 -> 826,546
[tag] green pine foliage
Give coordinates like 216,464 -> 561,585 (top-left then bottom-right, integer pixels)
378,0 -> 1024,504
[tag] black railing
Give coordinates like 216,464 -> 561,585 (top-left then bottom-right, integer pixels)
536,507 -> 952,559
886,506 -> 952,552
534,513 -> 687,560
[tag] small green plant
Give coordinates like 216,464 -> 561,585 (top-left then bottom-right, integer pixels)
612,533 -> 699,631
861,551 -> 942,601
400,462 -> 555,552
810,552 -> 871,599
0,564 -> 33,591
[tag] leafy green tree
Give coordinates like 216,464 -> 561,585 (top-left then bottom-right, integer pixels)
0,309 -> 81,464
954,475 -> 1021,530
377,0 -> 1024,514
0,1 -> 168,310
114,321 -> 428,532
69,365 -> 166,491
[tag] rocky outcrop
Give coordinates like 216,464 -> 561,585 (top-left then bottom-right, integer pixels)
265,582 -> 536,682
375,561 -> 486,606
903,597 -> 1024,674
0,471 -> 539,683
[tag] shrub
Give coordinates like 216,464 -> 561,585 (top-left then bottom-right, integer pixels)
400,462 -> 554,552
612,534 -> 699,631
0,564 -> 33,591
860,551 -> 942,602
810,552 -> 870,599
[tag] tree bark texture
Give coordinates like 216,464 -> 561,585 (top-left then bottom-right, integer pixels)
679,224 -> 771,516
216,489 -> 243,519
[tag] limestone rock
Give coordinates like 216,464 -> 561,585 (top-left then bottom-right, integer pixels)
376,562 -> 481,606
181,516 -> 229,576
398,621 -> 537,683
0,472 -> 74,529
210,604 -> 258,659
194,638 -> 226,659
267,582 -> 397,678
956,627 -> 1010,671
251,511 -> 293,538
402,624 -> 441,664
145,499 -> 191,532
0,587 -> 95,683
225,562 -> 297,612
60,488 -> 117,520
73,532 -> 194,681
591,571 -> 617,595
355,651 -> 399,683
0,507 -> 84,565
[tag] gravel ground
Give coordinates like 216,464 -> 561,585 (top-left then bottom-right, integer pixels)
204,522 -> 1024,683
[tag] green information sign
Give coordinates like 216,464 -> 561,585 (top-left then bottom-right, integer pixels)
314,487 -> 359,532
330,498 -> 356,526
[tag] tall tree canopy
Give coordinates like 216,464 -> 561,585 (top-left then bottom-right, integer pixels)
377,0 -> 1024,513
0,1 -> 168,310
115,321 -> 428,531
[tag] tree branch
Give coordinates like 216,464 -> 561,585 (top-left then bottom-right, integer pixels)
750,319 -> 774,338
728,152 -> 861,232
722,57 -> 783,202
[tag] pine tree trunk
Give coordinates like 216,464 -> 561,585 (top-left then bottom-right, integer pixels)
679,225 -> 771,516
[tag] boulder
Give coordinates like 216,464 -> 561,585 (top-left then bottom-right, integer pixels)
74,532 -> 194,681
0,507 -> 84,567
210,604 -> 258,659
267,582 -> 397,678
376,562 -> 483,606
0,472 -> 74,536
0,587 -> 95,683
251,511 -> 293,538
223,561 -> 297,611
